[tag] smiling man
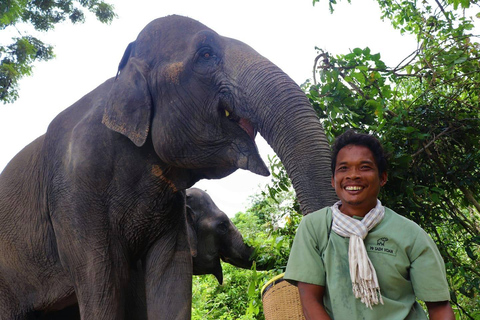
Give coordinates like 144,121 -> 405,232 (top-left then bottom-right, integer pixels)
284,130 -> 454,320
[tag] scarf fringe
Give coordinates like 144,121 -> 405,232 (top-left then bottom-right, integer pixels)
352,280 -> 384,309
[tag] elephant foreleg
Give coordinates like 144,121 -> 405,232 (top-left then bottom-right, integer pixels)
54,234 -> 129,320
144,233 -> 193,320
72,256 -> 129,320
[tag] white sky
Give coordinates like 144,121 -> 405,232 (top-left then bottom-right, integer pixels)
0,0 -> 420,216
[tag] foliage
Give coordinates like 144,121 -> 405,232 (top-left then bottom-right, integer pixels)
307,0 -> 480,317
0,0 -> 116,103
192,263 -> 261,320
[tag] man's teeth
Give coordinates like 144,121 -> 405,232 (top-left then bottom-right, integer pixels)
345,186 -> 362,191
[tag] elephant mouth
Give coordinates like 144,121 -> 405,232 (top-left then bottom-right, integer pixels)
216,94 -> 269,177
238,118 -> 256,141
219,96 -> 256,141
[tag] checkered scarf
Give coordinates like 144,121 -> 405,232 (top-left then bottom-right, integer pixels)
331,200 -> 385,309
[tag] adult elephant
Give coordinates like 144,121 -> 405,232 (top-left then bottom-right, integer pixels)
0,15 -> 336,319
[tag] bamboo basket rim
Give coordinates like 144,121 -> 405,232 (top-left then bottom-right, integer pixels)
261,272 -> 286,297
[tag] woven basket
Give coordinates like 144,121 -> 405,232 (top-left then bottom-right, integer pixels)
261,273 -> 305,320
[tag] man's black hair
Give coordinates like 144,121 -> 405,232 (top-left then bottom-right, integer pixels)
331,130 -> 388,175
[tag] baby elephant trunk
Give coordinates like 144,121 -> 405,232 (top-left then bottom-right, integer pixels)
220,223 -> 269,271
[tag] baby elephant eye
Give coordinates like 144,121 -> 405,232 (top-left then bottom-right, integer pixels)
217,222 -> 228,234
204,52 -> 210,59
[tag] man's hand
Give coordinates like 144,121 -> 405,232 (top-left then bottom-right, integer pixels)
297,282 -> 331,320
425,301 -> 455,320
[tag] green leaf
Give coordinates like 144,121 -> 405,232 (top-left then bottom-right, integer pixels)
400,126 -> 416,133
267,186 -> 276,201
465,245 -> 477,260
357,66 -> 368,72
431,187 -> 444,195
459,0 -> 470,8
279,182 -> 289,192
366,99 -> 381,109
453,56 -> 467,64
405,65 -> 413,74
247,281 -> 256,296
431,192 -> 440,203
353,48 -> 363,56
345,52 -> 356,60
352,72 -> 365,84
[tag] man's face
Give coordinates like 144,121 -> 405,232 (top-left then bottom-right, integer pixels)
331,144 -> 387,217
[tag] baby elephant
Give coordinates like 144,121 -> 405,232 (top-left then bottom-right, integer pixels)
186,187 -> 256,284
43,188 -> 256,319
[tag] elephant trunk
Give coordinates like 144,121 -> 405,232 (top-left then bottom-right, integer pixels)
235,57 -> 337,214
221,224 -> 256,269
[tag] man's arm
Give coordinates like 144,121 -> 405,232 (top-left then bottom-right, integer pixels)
425,301 -> 455,320
297,282 -> 331,320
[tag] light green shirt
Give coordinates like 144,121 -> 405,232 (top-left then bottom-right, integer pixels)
284,207 -> 450,320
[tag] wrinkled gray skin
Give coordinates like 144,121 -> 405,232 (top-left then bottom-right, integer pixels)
42,188 -> 256,320
0,15 -> 336,319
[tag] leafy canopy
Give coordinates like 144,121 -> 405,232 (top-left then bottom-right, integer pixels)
0,0 -> 116,104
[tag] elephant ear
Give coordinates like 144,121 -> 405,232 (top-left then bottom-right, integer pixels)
102,42 -> 152,147
186,205 -> 198,258
116,41 -> 135,79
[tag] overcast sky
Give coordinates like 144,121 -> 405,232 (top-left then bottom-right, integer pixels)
0,0 -> 420,216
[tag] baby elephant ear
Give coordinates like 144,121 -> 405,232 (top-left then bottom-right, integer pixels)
186,205 -> 198,258
102,48 -> 152,147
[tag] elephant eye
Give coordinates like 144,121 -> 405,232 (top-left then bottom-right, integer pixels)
202,51 -> 216,61
217,222 -> 228,234
194,46 -> 220,75
198,47 -> 214,60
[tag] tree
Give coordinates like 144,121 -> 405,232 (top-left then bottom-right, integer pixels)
305,0 -> 480,317
0,0 -> 116,104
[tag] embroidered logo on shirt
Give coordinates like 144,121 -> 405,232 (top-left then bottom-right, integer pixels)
367,238 -> 396,256
377,237 -> 389,246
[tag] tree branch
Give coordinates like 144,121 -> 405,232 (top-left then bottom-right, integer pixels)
434,0 -> 452,22
411,126 -> 453,158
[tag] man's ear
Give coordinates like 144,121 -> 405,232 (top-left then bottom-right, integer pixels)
331,176 -> 335,189
186,205 -> 198,257
380,172 -> 388,186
